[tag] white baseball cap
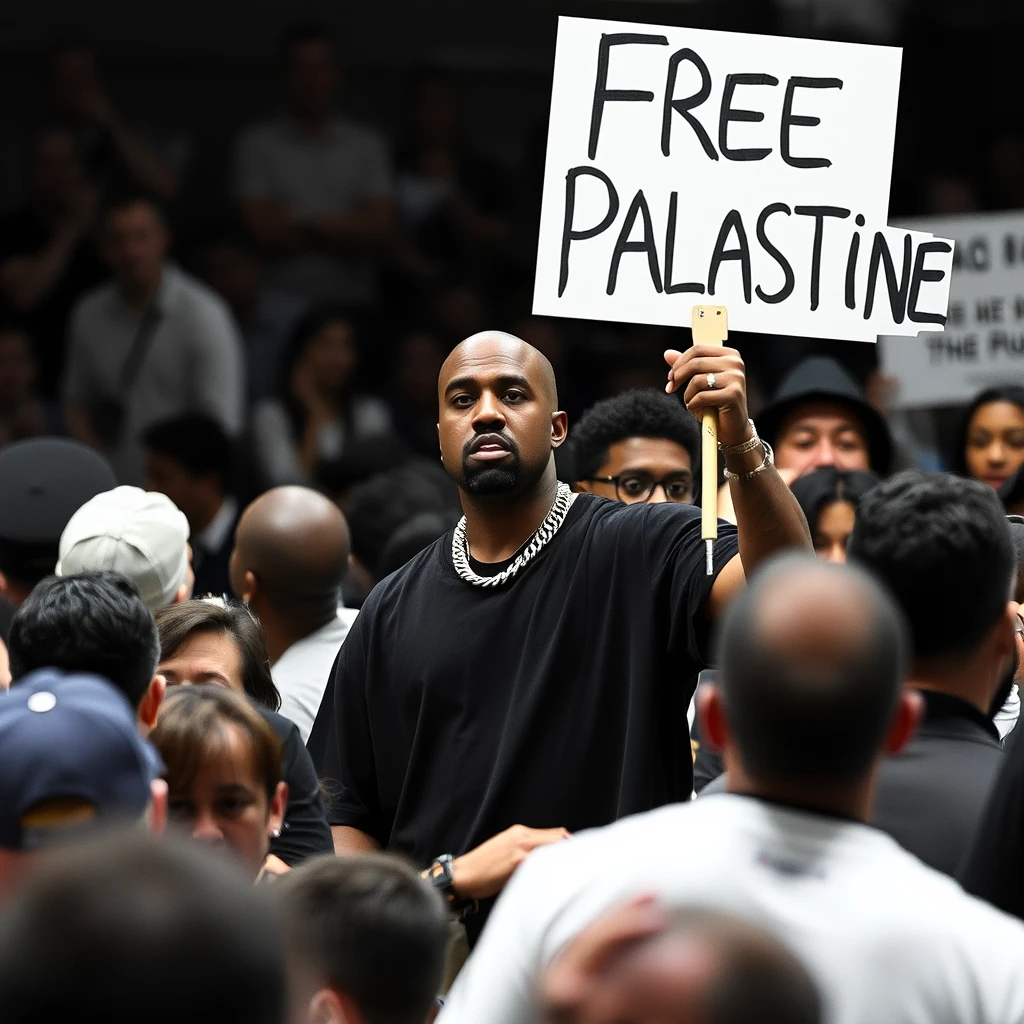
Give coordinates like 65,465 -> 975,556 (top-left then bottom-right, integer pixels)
56,486 -> 191,612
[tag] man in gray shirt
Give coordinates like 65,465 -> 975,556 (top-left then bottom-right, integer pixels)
234,21 -> 395,305
64,196 -> 244,485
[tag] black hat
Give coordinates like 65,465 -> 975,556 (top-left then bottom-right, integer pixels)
758,357 -> 893,476
0,439 -> 116,585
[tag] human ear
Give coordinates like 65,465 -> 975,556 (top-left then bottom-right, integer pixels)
884,690 -> 923,756
138,675 -> 166,730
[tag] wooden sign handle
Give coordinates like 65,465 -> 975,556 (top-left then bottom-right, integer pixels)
690,305 -> 728,575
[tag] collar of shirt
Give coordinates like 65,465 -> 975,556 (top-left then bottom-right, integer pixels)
914,688 -> 1001,742
194,496 -> 238,557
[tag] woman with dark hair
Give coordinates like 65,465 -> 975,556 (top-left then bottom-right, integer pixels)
789,467 -> 881,564
955,385 -> 1024,492
151,684 -> 288,882
251,303 -> 393,487
153,598 -> 333,867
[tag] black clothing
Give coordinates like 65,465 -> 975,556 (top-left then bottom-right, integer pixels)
959,726 -> 1024,918
757,356 -> 894,475
308,494 -> 738,939
262,709 -> 333,867
190,511 -> 240,602
0,206 -> 105,398
872,689 -> 1002,875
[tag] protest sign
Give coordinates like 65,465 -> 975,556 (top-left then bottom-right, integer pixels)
879,212 -> 1024,408
532,17 -> 954,343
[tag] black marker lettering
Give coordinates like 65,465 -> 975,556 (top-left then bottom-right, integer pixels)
708,209 -> 752,303
863,231 -> 913,323
662,49 -> 718,160
664,191 -> 705,294
794,206 -> 850,311
754,202 -> 793,304
845,227 -> 861,310
907,240 -> 953,326
589,33 -> 669,160
607,189 -> 663,295
719,73 -> 779,161
781,77 -> 843,169
559,167 -> 620,298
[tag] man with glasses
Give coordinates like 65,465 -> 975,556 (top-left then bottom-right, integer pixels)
571,389 -> 699,506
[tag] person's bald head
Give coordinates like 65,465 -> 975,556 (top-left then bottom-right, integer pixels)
437,332 -> 566,498
713,554 -> 909,786
230,487 -> 349,623
542,903 -> 821,1024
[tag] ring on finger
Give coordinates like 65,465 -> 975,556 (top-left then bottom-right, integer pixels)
706,372 -> 717,390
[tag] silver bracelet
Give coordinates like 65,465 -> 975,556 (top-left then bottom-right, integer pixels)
718,419 -> 761,456
723,439 -> 775,481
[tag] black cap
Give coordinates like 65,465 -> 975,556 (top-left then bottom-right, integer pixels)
0,440 -> 116,585
758,357 -> 893,476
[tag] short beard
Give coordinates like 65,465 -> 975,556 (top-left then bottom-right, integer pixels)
462,460 -> 521,495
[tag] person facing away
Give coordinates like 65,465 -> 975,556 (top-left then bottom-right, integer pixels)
571,388 -> 699,506
230,485 -> 355,743
308,329 -> 811,942
0,667 -> 166,901
275,853 -> 449,1024
0,835 -> 286,1024
143,413 -> 239,600
848,471 -> 1018,875
438,556 -> 1024,1024
539,901 -> 821,1024
235,20 -> 395,306
63,194 -> 244,485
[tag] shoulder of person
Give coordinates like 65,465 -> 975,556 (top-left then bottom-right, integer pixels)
331,117 -> 389,153
69,279 -> 120,327
169,269 -> 239,330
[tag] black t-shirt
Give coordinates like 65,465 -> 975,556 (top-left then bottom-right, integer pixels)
262,708 -> 334,866
308,493 -> 738,877
0,206 -> 106,397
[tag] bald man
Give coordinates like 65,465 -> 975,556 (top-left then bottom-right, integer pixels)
440,557 -> 1024,1024
230,485 -> 356,742
309,331 -> 810,940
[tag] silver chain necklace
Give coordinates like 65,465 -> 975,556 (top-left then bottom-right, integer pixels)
452,481 -> 578,587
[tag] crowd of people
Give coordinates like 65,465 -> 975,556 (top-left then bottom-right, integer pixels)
3,18 -> 1024,1024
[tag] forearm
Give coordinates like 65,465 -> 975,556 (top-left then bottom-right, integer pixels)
331,824 -> 381,855
0,231 -> 80,309
728,446 -> 812,572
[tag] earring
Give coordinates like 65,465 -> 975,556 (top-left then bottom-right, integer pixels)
272,828 -> 281,838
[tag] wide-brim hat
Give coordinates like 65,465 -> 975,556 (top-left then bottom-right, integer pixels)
758,357 -> 893,476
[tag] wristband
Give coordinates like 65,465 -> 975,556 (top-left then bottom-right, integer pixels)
723,439 -> 775,481
718,418 -> 761,456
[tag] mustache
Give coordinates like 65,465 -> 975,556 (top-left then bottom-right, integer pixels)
462,432 -> 519,460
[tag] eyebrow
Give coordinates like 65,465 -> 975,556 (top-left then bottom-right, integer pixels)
444,374 -> 533,396
215,783 -> 256,797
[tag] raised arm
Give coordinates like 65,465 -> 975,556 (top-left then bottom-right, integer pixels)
665,344 -> 811,619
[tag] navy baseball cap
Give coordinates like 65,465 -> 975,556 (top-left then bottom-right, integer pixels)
0,669 -> 163,851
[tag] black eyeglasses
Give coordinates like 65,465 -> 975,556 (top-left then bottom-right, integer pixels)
586,472 -> 693,504
1008,515 -> 1024,525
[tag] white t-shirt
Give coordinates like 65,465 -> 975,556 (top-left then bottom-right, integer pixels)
439,794 -> 1024,1024
272,609 -> 358,743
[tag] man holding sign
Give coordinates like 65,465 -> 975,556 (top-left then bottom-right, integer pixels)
309,328 -> 809,940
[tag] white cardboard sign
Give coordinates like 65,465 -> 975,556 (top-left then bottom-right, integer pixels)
533,17 -> 954,343
879,212 -> 1024,408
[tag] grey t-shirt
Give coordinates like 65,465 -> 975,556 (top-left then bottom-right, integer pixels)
63,265 -> 245,484
234,116 -> 392,305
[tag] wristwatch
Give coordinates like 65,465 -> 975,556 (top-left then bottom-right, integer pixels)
424,854 -> 479,918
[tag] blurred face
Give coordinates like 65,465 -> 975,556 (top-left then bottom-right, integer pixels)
284,39 -> 339,119
775,402 -> 870,477
394,332 -> 444,407
438,337 -> 565,497
29,130 -> 86,208
580,437 -> 693,505
145,452 -> 203,528
48,47 -> 101,116
103,202 -> 168,290
165,720 -> 284,879
812,500 -> 855,564
199,243 -> 261,312
294,321 -> 358,394
965,400 -> 1024,491
158,630 -> 245,696
0,331 -> 36,407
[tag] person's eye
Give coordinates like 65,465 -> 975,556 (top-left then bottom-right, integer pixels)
666,481 -> 691,500
790,437 -> 815,449
1007,434 -> 1024,448
451,394 -> 474,408
217,798 -> 249,815
619,477 -> 647,496
968,434 -> 990,448
503,390 -> 526,404
837,437 -> 865,451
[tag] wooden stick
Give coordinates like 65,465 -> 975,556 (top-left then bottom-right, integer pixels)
691,305 -> 728,575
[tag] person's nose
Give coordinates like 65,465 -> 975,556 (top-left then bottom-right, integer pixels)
191,809 -> 224,844
814,441 -> 836,468
827,541 -> 847,564
472,390 -> 506,430
987,441 -> 1008,468
646,483 -> 670,504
